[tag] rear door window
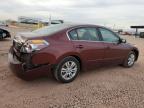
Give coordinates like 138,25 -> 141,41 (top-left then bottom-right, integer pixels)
76,27 -> 99,41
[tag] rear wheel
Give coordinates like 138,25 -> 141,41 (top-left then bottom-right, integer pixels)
123,51 -> 136,67
54,56 -> 80,83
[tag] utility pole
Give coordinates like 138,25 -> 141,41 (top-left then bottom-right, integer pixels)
113,24 -> 116,30
49,15 -> 51,26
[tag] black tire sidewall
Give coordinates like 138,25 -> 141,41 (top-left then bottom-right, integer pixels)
54,56 -> 80,83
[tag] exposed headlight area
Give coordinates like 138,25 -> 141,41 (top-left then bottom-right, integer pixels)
20,40 -> 49,53
12,39 -> 49,70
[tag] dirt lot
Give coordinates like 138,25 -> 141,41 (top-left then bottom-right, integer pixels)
0,27 -> 144,108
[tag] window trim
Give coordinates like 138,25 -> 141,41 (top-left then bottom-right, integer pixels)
68,29 -> 79,40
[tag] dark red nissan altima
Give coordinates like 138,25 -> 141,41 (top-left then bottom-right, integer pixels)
8,23 -> 139,83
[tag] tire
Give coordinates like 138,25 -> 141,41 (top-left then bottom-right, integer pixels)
123,51 -> 136,68
54,56 -> 80,83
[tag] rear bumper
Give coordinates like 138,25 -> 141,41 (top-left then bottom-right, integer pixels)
8,48 -> 51,80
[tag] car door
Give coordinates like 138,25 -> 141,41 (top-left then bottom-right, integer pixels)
98,27 -> 128,65
68,27 -> 105,70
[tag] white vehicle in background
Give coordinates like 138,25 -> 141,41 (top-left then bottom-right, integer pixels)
0,21 -> 8,27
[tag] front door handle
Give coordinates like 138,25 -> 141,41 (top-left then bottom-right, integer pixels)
76,45 -> 84,49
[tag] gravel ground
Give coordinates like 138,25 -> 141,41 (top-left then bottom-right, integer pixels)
0,27 -> 144,108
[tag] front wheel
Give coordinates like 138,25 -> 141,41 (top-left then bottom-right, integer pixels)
54,56 -> 80,83
123,51 -> 136,67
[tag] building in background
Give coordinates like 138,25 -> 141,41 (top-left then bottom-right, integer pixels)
18,16 -> 41,24
18,16 -> 64,25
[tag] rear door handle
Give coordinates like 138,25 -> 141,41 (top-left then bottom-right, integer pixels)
76,45 -> 84,49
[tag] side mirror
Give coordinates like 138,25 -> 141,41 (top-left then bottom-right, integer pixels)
120,38 -> 126,43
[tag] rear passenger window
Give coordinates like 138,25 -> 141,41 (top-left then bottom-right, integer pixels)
69,30 -> 78,40
77,27 -> 99,41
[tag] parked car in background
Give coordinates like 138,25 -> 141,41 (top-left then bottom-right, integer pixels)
140,32 -> 144,38
0,21 -> 8,27
8,23 -> 139,83
0,28 -> 11,39
121,32 -> 132,35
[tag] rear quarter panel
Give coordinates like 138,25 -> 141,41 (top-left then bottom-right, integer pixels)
31,31 -> 81,65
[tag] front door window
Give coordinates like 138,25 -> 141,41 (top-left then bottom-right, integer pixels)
99,28 -> 119,43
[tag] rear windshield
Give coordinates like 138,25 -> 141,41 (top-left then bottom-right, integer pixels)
32,24 -> 71,36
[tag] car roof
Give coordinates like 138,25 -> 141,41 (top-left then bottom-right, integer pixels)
61,23 -> 106,29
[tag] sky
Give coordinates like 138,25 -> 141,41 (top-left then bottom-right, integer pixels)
0,0 -> 144,29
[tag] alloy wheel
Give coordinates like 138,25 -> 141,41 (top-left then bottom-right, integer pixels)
128,53 -> 135,66
61,61 -> 78,80
2,33 -> 6,38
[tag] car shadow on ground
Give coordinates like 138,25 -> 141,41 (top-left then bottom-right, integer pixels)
18,65 -> 125,85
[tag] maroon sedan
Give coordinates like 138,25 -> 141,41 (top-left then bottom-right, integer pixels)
8,24 -> 139,83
